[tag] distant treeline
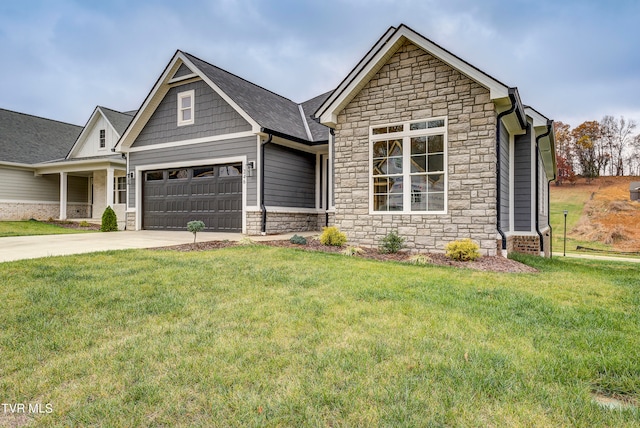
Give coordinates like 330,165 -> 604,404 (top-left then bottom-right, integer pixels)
555,116 -> 640,183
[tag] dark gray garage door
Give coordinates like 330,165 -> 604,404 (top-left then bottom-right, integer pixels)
143,163 -> 242,231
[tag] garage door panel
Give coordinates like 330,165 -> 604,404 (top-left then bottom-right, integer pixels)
142,163 -> 242,232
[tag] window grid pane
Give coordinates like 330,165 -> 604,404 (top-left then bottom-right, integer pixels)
372,120 -> 446,213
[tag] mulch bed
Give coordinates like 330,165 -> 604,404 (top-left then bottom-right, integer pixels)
157,238 -> 538,274
44,220 -> 102,231
45,220 -> 536,272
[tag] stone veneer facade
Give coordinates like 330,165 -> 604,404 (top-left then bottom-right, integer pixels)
246,211 -> 334,235
334,41 -> 499,256
0,202 -> 90,220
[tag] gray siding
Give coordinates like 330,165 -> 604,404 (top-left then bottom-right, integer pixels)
264,144 -> 316,208
128,135 -> 257,207
173,63 -> 193,79
0,167 -> 58,201
0,167 -> 87,203
133,79 -> 252,147
514,129 -> 532,231
499,122 -> 510,231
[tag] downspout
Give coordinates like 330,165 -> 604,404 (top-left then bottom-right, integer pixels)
326,129 -> 335,227
260,133 -> 273,234
496,94 -> 518,252
534,143 -> 543,254
534,125 -> 552,255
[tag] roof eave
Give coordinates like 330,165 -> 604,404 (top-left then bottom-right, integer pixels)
316,24 -> 511,127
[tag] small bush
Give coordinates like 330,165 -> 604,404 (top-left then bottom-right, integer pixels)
290,234 -> 307,245
187,220 -> 206,243
342,246 -> 364,256
237,237 -> 256,246
319,226 -> 347,247
445,238 -> 481,261
407,254 -> 431,265
379,230 -> 405,254
78,220 -> 92,228
100,206 -> 118,232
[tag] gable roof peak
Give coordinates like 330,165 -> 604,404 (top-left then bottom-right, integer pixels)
180,51 -> 296,104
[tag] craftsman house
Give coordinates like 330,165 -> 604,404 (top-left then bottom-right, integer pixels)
1,23 -> 556,256
115,24 -> 555,256
0,106 -> 134,227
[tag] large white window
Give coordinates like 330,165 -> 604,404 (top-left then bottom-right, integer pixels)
177,90 -> 195,126
370,118 -> 447,213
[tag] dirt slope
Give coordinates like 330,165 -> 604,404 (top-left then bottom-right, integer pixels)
567,177 -> 640,252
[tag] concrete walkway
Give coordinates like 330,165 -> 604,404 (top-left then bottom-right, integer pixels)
0,230 -> 319,263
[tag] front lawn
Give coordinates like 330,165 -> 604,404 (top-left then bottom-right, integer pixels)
1,247 -> 638,426
0,220 -> 97,237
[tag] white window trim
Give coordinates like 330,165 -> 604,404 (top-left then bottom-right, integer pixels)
369,117 -> 448,215
113,176 -> 126,204
99,129 -> 106,149
177,90 -> 195,126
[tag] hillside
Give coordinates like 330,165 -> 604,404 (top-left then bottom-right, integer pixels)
550,176 -> 640,253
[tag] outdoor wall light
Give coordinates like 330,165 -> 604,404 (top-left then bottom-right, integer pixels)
246,161 -> 255,177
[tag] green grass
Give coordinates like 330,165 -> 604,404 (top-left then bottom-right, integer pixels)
1,246 -> 639,426
0,220 -> 96,237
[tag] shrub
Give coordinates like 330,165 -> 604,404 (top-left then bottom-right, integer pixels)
237,237 -> 256,246
290,234 -> 307,245
319,226 -> 347,247
407,254 -> 431,265
78,220 -> 92,228
187,220 -> 206,243
342,246 -> 364,256
100,206 -> 118,232
445,238 -> 481,261
379,230 -> 405,254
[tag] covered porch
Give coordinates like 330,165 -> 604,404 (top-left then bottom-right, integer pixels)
34,157 -> 127,228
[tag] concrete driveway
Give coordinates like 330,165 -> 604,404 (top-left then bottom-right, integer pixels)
0,230 -> 316,263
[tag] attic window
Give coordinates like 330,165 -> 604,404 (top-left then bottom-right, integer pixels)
99,129 -> 106,148
177,90 -> 195,126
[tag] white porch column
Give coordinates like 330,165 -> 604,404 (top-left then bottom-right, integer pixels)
59,172 -> 68,220
106,167 -> 114,208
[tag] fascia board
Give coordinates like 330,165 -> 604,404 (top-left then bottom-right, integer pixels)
116,51 -> 183,152
117,52 -> 261,152
98,107 -> 122,141
34,158 -> 126,175
318,25 -> 510,126
66,106 -> 100,159
396,26 -> 509,99
316,26 -> 398,126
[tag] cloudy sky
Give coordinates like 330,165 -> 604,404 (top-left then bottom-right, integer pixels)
1,0 -> 638,129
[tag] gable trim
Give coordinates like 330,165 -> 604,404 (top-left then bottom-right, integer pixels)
116,51 -> 260,153
316,24 -> 510,127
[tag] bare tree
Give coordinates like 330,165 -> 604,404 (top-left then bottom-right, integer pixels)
600,115 -> 637,176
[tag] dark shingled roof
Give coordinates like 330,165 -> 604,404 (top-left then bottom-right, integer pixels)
183,52 -> 330,144
100,106 -> 136,136
0,108 -> 82,164
301,91 -> 332,142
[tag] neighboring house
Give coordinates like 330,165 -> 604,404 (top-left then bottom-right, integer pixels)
116,23 -> 555,256
0,106 -> 134,226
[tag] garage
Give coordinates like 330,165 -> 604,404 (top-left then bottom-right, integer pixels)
142,163 -> 242,231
